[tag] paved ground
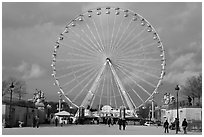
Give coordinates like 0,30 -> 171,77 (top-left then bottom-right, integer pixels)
2,124 -> 202,135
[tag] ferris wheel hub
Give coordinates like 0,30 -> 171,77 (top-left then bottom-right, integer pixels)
106,58 -> 111,63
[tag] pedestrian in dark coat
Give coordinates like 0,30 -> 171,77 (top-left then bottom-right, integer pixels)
163,120 -> 169,133
182,118 -> 188,134
122,119 -> 126,130
175,118 -> 180,134
36,116 -> 40,128
33,116 -> 36,128
118,118 -> 122,130
107,118 -> 111,127
55,117 -> 59,127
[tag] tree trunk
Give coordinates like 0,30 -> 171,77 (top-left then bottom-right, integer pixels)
198,97 -> 200,106
192,97 -> 195,106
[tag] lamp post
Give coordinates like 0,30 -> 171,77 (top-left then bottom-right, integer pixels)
9,82 -> 15,127
175,85 -> 180,120
57,92 -> 62,112
175,85 -> 180,133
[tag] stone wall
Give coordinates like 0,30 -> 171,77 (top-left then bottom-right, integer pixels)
2,104 -> 46,127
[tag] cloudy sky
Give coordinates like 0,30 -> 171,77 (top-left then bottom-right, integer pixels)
2,2 -> 202,105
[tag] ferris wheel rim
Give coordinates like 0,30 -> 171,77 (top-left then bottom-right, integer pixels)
51,6 -> 166,109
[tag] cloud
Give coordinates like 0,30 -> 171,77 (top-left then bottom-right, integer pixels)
166,3 -> 200,31
15,61 -> 28,72
164,71 -> 200,85
164,52 -> 201,85
14,61 -> 45,80
170,53 -> 195,70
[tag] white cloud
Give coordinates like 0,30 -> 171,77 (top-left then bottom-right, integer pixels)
164,71 -> 199,85
22,64 -> 45,79
164,51 -> 201,85
15,61 -> 28,73
14,61 -> 45,80
167,3 -> 200,31
170,53 -> 195,70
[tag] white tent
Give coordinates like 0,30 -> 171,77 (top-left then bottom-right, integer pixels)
54,111 -> 71,116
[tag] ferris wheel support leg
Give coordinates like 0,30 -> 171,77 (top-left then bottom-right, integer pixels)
80,61 -> 107,109
107,59 -> 137,117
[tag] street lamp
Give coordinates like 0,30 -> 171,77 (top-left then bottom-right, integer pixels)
57,91 -> 62,112
9,82 -> 15,127
175,85 -> 180,120
175,85 -> 180,133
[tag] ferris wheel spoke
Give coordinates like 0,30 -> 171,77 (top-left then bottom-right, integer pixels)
111,17 -> 125,54
126,91 -> 137,109
117,40 -> 155,59
117,49 -> 159,60
67,28 -> 100,54
115,27 -> 147,56
61,64 -> 98,88
63,34 -> 97,56
116,22 -> 140,52
109,75 -> 112,106
107,69 -> 112,105
118,62 -> 160,79
69,39 -> 99,57
115,77 -> 126,106
98,71 -> 106,110
64,29 -> 97,54
98,14 -> 107,54
91,18 -> 105,52
109,14 -> 116,55
72,65 -> 101,103
122,74 -> 146,104
110,74 -> 118,108
56,63 -> 95,79
118,60 -> 160,80
56,58 -> 95,62
117,59 -> 160,71
57,61 -> 94,71
113,17 -> 132,52
106,12 -> 111,55
117,58 -> 161,62
90,78 -> 101,109
63,52 -> 97,60
84,20 -> 103,53
57,41 -> 97,58
70,25 -> 102,54
66,65 -> 100,96
115,64 -> 151,96
117,63 -> 157,88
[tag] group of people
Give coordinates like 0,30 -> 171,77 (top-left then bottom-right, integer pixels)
117,118 -> 127,130
106,117 -> 127,130
163,118 -> 188,134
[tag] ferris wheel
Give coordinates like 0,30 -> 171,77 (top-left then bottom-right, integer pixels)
51,7 -> 166,115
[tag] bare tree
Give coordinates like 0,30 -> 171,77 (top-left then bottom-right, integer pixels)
2,77 -> 27,100
181,74 -> 202,106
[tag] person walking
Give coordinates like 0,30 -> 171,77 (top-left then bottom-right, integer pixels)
118,118 -> 122,130
122,118 -> 126,130
55,117 -> 59,127
36,116 -> 40,128
182,118 -> 188,134
32,116 -> 36,128
175,118 -> 180,134
163,120 -> 169,133
107,117 -> 111,127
